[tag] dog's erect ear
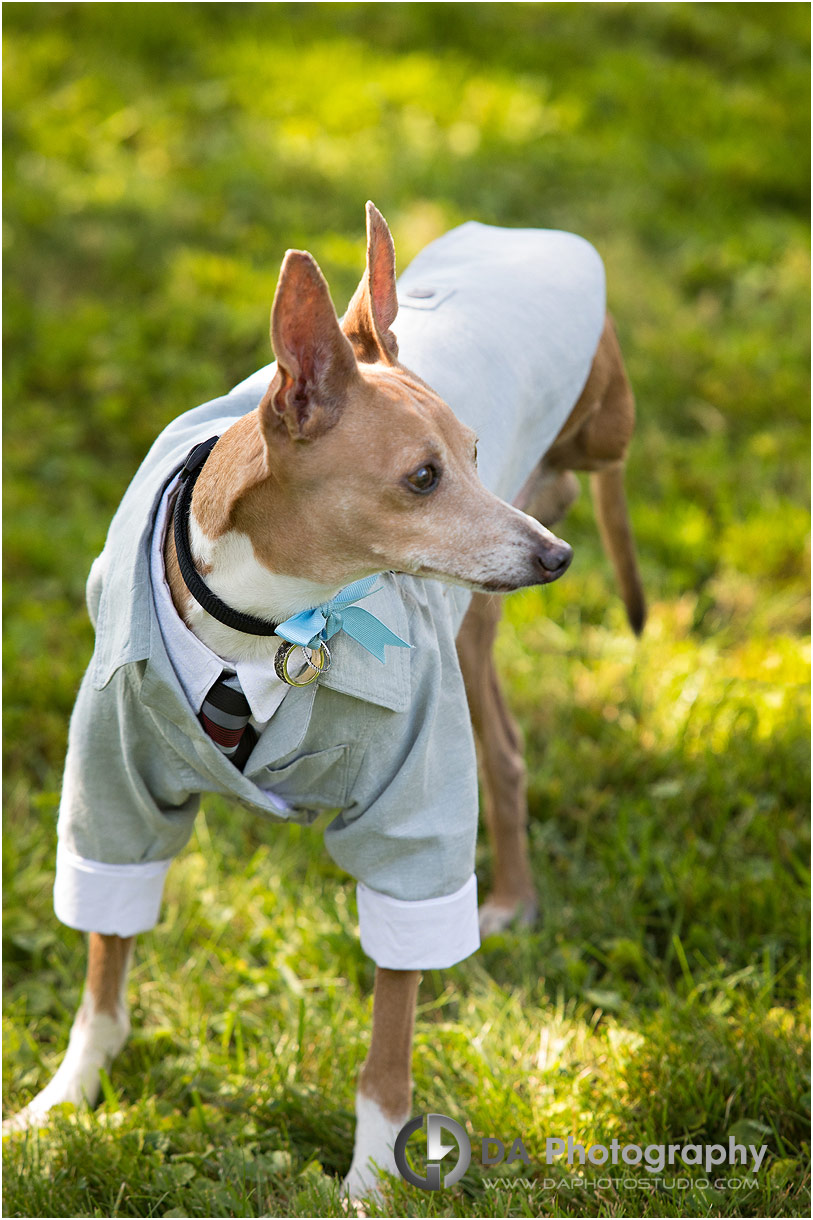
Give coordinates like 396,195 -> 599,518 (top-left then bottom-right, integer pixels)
341,201 -> 399,363
261,250 -> 359,441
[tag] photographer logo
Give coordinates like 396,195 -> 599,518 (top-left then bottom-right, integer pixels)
394,1112 -> 471,1191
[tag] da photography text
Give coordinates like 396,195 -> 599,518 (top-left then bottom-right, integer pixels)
394,1113 -> 769,1192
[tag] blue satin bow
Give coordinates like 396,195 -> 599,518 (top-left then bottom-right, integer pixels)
275,575 -> 411,663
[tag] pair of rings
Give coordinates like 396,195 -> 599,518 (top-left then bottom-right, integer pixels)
274,640 -> 331,687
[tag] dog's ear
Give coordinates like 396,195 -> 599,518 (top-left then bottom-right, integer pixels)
261,250 -> 359,441
341,201 -> 399,363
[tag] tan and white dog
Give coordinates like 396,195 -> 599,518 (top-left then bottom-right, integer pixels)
4,203 -> 643,1198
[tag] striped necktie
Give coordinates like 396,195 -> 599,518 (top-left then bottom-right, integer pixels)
200,674 -> 257,772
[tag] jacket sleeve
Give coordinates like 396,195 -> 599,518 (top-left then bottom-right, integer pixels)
58,662 -> 202,865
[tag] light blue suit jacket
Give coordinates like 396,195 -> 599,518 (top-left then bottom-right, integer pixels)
57,224 -> 604,910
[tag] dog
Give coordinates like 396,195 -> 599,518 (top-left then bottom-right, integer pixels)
3,203 -> 644,1198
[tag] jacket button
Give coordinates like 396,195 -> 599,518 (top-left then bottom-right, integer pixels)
406,286 -> 435,299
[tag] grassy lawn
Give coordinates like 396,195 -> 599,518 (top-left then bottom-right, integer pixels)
2,3 -> 809,1217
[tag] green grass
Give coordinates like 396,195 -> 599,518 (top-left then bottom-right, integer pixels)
3,2 -> 810,1216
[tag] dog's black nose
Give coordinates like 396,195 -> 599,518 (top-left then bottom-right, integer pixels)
537,540 -> 573,577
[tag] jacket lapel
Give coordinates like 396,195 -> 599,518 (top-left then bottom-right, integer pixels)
315,573 -> 412,713
138,572 -> 413,783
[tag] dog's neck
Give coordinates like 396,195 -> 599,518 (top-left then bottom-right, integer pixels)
164,510 -> 345,666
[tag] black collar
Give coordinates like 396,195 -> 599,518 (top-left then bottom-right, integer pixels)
172,436 -> 281,637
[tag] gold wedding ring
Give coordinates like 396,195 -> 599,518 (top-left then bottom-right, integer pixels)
274,640 -> 331,687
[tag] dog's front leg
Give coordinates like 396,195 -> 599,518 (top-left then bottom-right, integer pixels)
3,932 -> 133,1133
343,966 -> 419,1200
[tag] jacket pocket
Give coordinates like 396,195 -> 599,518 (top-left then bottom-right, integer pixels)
250,744 -> 352,816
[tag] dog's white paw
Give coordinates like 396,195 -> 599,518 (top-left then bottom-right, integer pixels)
342,1091 -> 404,1204
3,1003 -> 129,1137
341,1166 -> 385,1211
3,1067 -> 94,1138
478,895 -> 538,938
3,1102 -> 53,1136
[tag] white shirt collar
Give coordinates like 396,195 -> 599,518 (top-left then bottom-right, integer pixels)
149,476 -> 288,728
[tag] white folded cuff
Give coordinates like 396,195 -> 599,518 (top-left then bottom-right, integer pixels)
357,874 -> 480,969
54,843 -> 171,936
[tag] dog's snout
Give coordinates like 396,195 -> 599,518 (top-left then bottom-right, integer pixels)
536,539 -> 573,579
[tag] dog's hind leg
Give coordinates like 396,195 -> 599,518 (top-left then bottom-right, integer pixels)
458,454 -> 582,936
3,933 -> 133,1133
457,593 -> 537,937
343,966 -> 419,1199
533,314 -> 646,634
589,462 -> 646,635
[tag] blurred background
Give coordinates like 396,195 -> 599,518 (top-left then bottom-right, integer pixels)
3,4 -> 810,1217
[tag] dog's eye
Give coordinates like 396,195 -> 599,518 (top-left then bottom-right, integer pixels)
406,464 -> 440,494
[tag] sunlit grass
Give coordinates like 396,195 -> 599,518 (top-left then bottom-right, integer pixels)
3,2 -> 809,1217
